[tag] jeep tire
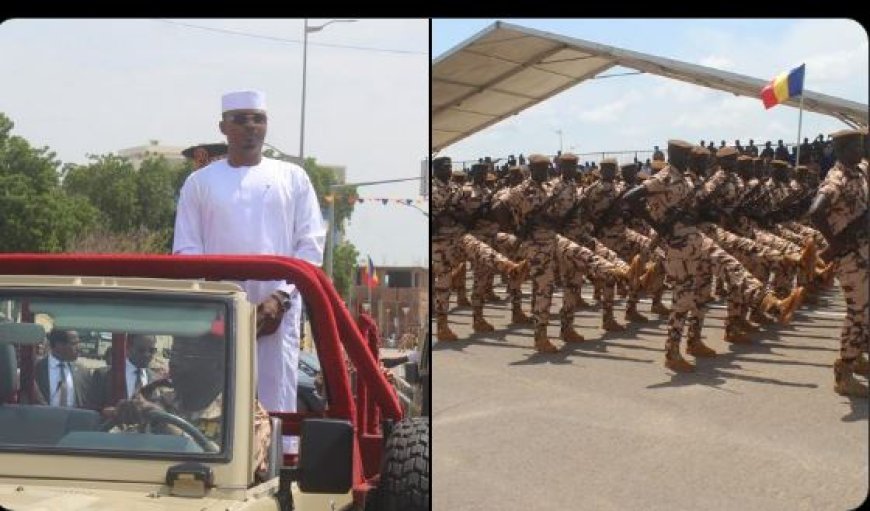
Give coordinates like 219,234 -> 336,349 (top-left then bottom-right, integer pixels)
376,417 -> 429,511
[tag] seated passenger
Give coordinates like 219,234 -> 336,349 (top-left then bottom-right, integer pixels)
114,333 -> 271,471
90,334 -> 160,413
23,329 -> 93,408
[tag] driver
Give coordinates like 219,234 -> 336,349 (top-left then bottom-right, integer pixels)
114,332 -> 271,471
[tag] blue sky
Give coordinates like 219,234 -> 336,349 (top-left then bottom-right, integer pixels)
433,18 -> 868,165
0,18 -> 429,267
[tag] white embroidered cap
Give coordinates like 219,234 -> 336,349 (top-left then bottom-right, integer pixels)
221,90 -> 267,112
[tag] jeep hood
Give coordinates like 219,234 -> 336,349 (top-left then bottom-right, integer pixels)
0,483 -> 254,511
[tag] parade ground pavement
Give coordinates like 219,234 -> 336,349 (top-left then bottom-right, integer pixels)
433,280 -> 868,511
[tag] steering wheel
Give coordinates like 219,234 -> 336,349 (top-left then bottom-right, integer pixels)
101,409 -> 218,453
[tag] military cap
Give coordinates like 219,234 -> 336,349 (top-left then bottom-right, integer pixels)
769,159 -> 790,170
508,165 -> 524,175
486,171 -> 497,182
690,146 -> 710,157
451,170 -> 466,179
620,162 -> 638,172
716,146 -> 739,159
737,155 -> 752,171
528,153 -> 550,166
599,157 -> 618,169
650,160 -> 667,171
558,152 -> 579,164
432,156 -> 452,171
794,165 -> 808,176
182,142 -> 228,159
831,129 -> 863,154
667,139 -> 693,159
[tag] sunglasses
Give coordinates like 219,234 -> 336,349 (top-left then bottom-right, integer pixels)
226,113 -> 267,125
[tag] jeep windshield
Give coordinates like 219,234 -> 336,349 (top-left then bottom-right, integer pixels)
0,290 -> 232,461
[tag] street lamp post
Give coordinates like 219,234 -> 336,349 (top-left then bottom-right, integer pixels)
300,18 -> 356,161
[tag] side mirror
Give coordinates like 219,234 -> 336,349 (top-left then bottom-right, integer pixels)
296,419 -> 353,493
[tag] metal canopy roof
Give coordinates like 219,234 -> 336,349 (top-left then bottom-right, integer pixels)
432,21 -> 868,152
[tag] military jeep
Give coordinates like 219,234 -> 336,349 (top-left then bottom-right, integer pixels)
0,254 -> 429,510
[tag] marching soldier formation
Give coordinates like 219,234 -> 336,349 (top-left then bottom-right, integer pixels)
432,128 -> 869,398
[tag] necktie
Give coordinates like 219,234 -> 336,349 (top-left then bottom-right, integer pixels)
133,368 -> 145,395
57,362 -> 70,407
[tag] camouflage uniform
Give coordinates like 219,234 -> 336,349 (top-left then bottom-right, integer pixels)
551,172 -> 635,333
814,147 -> 869,395
135,379 -> 271,473
637,143 -> 799,371
432,171 -> 523,340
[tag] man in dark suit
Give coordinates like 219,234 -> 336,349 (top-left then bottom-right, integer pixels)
26,329 -> 92,408
90,334 -> 160,412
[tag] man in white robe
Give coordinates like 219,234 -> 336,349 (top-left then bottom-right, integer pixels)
173,90 -> 326,453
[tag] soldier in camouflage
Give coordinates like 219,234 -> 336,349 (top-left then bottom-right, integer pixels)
808,129 -> 869,397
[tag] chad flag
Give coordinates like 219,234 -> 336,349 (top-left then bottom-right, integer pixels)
761,64 -> 805,109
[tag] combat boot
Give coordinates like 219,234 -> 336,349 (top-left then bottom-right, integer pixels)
639,261 -> 658,293
534,325 -> 559,353
650,300 -> 672,316
472,306 -> 494,333
665,347 -> 695,373
770,287 -> 805,324
624,302 -> 648,322
686,331 -> 716,358
602,311 -> 626,332
576,295 -> 591,308
560,325 -> 586,343
816,261 -> 835,287
592,285 -> 602,304
436,315 -> 458,342
625,254 -> 643,290
510,304 -> 534,325
735,316 -> 759,333
834,359 -> 870,397
456,292 -> 471,307
852,356 -> 870,378
485,290 -> 505,303
749,308 -> 774,325
723,321 -> 753,344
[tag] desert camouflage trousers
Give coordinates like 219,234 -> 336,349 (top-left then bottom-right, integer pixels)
470,226 -> 522,308
514,231 -> 559,327
599,224 -> 667,300
433,233 -> 514,315
554,233 -> 621,330
835,242 -> 869,360
663,227 -> 769,353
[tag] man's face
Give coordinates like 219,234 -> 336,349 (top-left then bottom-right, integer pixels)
559,163 -> 578,179
53,331 -> 80,362
219,109 -> 267,153
600,165 -> 616,181
128,335 -> 158,369
530,163 -> 548,182
170,335 -> 225,395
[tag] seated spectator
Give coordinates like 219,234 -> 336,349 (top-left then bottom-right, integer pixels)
23,329 -> 93,408
652,145 -> 665,161
90,334 -> 161,412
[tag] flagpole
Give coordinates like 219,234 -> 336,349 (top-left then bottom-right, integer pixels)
795,92 -> 805,166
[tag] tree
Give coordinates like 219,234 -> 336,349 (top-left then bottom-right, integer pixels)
332,241 -> 360,299
62,154 -> 140,233
0,112 -> 99,252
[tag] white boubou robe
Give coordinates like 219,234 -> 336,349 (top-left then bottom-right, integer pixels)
173,157 -> 326,451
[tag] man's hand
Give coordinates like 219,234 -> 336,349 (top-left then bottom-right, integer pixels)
115,399 -> 162,425
257,293 -> 287,337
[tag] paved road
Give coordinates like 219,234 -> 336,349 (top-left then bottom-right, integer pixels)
433,281 -> 868,511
